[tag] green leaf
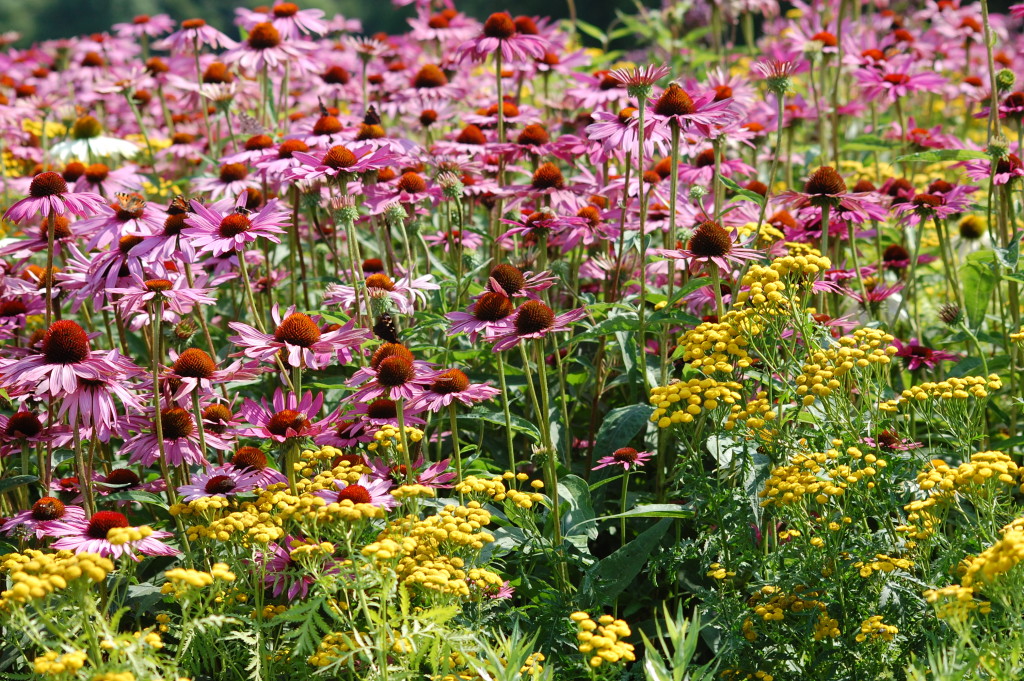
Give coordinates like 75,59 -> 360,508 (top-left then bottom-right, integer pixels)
896,148 -> 989,163
585,518 -> 671,605
594,404 -> 654,458
559,475 -> 597,544
0,475 -> 37,496
842,134 -> 898,152
103,490 -> 168,507
961,250 -> 999,329
996,231 -> 1023,271
575,19 -> 607,44
456,410 -> 541,443
720,175 -> 765,206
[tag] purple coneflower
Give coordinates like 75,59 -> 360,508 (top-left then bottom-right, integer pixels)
410,368 -> 500,412
49,511 -> 177,560
183,194 -> 288,257
229,304 -> 369,369
177,464 -> 263,502
313,474 -> 398,510
893,338 -> 960,371
592,447 -> 654,472
239,389 -> 333,443
486,300 -> 586,352
3,172 -> 107,224
0,496 -> 86,539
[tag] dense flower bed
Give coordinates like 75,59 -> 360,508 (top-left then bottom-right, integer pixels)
1,0 -> 1024,679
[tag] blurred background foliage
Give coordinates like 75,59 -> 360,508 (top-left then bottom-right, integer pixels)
0,0 -> 1019,48
0,0 -> 632,45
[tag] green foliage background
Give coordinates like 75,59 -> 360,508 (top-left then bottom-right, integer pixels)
0,0 -> 633,45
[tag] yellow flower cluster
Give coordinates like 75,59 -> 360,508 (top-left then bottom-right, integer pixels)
855,615 -> 897,643
961,524 -> 1024,587
107,524 -> 155,545
881,374 -> 1002,412
923,584 -> 992,621
736,221 -> 785,248
733,263 -> 790,312
707,563 -> 736,580
773,251 -> 831,278
854,554 -> 914,578
649,378 -> 743,428
678,312 -> 752,374
161,563 -> 236,595
724,392 -> 777,431
796,329 -> 896,406
760,446 -> 884,507
33,650 -> 88,675
918,451 -> 1022,498
170,496 -> 232,515
0,550 -> 113,607
571,611 -> 636,668
455,472 -> 545,509
368,425 -> 424,454
814,611 -> 841,640
308,631 -> 364,667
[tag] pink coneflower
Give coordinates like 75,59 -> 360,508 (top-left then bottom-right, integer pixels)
163,348 -> 260,404
486,300 -> 586,352
182,194 -> 288,257
332,399 -> 428,441
3,172 -> 107,224
610,65 -> 672,96
0,320 -> 137,399
893,338 -> 960,371
222,21 -> 315,73
677,148 -> 754,186
237,2 -> 327,38
153,17 -> 238,53
229,304 -> 369,369
455,12 -> 548,63
95,468 -> 167,498
366,455 -> 456,488
649,83 -> 739,138
446,290 -> 516,342
854,57 -> 947,103
585,106 -> 669,158
176,464 -> 263,502
423,228 -> 485,252
57,372 -> 144,443
239,389 -> 333,444
849,281 -> 905,305
592,447 -> 654,471
124,407 -> 230,467
286,144 -> 397,182
779,166 -> 880,220
228,446 -> 288,488
0,410 -> 55,456
108,275 -> 214,318
892,189 -> 973,225
113,13 -> 174,38
0,497 -> 86,539
347,344 -> 438,402
484,264 -> 557,299
313,474 -> 398,510
49,511 -> 177,560
323,273 -> 439,315
190,163 -> 261,200
410,368 -> 500,412
659,220 -> 762,274
964,153 -> 1024,186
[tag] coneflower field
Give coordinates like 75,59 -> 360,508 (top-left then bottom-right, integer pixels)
6,0 -> 1024,678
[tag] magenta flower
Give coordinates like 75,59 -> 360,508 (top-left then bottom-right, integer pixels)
286,144 -> 397,182
124,406 -> 231,467
153,17 -> 238,53
222,21 -> 315,73
313,474 -> 398,510
163,348 -> 261,404
183,194 -> 288,257
324,274 -> 439,315
455,12 -> 548,63
779,166 -> 882,221
649,83 -> 739,138
486,301 -> 586,352
108,275 -> 214,318
49,511 -> 177,560
177,464 -> 263,502
239,389 -> 333,443
854,57 -> 947,103
228,447 -> 289,488
3,172 -> 107,224
410,368 -> 500,413
659,220 -> 762,274
0,496 -> 86,539
893,338 -> 960,371
230,304 -> 369,370
237,2 -> 327,38
366,455 -> 456,489
347,346 -> 438,402
592,447 -> 654,472
261,536 -> 316,600
861,430 -> 923,452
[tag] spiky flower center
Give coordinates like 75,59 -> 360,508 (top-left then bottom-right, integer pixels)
376,356 -> 415,387
161,407 -> 195,440
516,124 -> 549,146
337,484 -> 372,504
397,172 -> 427,194
202,404 -> 233,433
145,279 -> 173,292
483,12 -> 516,39
71,115 -> 103,139
371,343 -> 414,370
84,164 -> 109,183
6,411 -> 42,437
489,264 -> 526,295
366,399 -> 397,419
431,368 -> 471,394
274,313 -> 322,348
86,511 -> 129,540
245,134 -> 274,151
219,163 -> 249,183
515,301 -> 555,335
273,2 -> 299,16
313,115 -> 343,136
455,125 -> 486,145
31,496 -> 66,520
204,474 -> 237,495
278,139 -> 309,158
365,273 -> 396,291
182,18 -> 206,29
474,292 -> 515,321
173,347 -> 217,378
219,213 -> 252,238
687,221 -> 733,258
29,172 -> 68,198
232,446 -> 268,470
322,66 -> 350,84
248,22 -> 282,49
266,409 -> 306,436
42,320 -> 90,364
413,64 -> 448,88
323,145 -> 356,169
531,163 -> 564,190
653,84 -> 695,117
612,447 -> 639,463
804,166 -> 847,196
